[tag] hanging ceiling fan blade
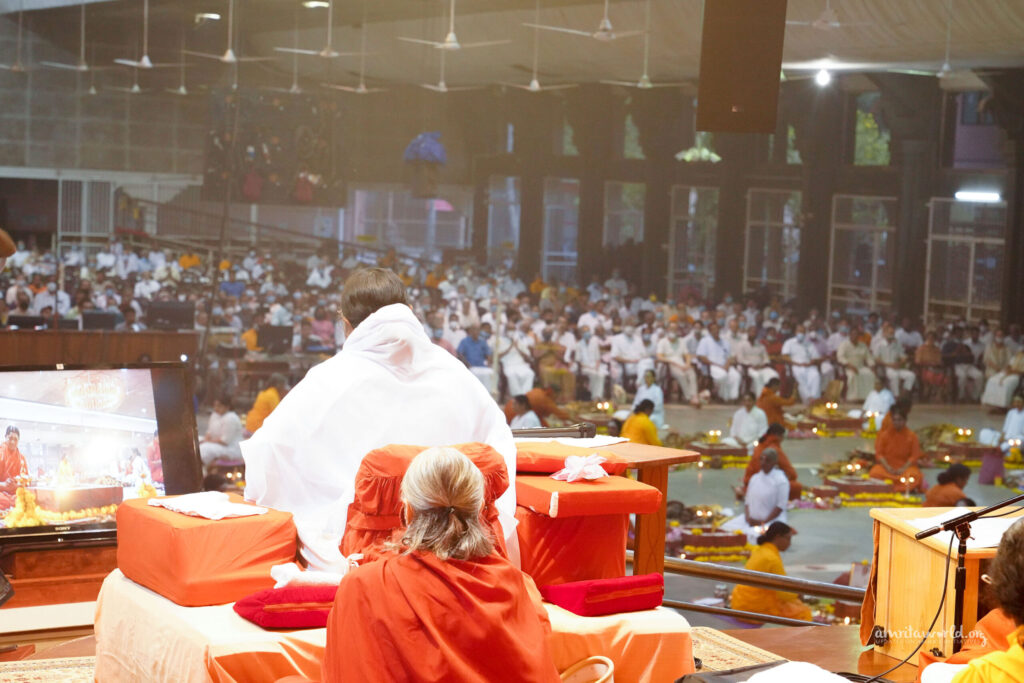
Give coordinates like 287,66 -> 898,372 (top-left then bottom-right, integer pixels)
115,58 -> 185,69
785,20 -> 815,26
40,60 -> 88,71
274,47 -> 322,56
521,23 -> 593,38
322,82 -> 387,93
455,39 -> 512,49
608,30 -> 645,40
183,49 -> 226,61
0,63 -> 30,72
397,36 -> 443,47
889,68 -> 939,76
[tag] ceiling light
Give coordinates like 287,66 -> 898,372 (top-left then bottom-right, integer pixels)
195,12 -> 220,21
954,190 -> 1001,203
303,1 -> 330,7
815,69 -> 831,87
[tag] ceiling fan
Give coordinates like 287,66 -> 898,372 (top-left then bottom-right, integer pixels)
274,0 -> 358,59
322,7 -> 385,94
505,0 -> 575,92
185,0 -> 272,65
524,0 -> 643,42
888,0 -> 961,79
267,16 -> 303,94
399,0 -> 511,51
108,67 -> 149,95
601,0 -> 688,89
0,1 -> 30,72
41,3 -> 115,72
166,32 -> 199,96
114,0 -> 181,69
786,0 -> 872,31
421,49 -> 482,93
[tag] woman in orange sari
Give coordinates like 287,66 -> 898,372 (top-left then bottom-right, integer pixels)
324,447 -> 559,683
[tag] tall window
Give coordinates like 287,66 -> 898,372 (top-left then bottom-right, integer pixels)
669,186 -> 718,299
487,176 -> 520,268
604,182 -> 645,247
561,115 -> 579,156
624,111 -> 645,160
346,186 -> 472,260
745,189 -> 802,300
542,178 -> 580,284
853,92 -> 891,166
828,195 -> 897,315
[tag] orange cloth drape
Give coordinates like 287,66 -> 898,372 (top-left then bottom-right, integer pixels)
917,609 -> 1018,681
0,442 -> 28,481
870,427 -> 924,491
116,495 -> 297,607
924,482 -> 968,507
758,388 -> 796,426
323,550 -> 560,683
516,507 -> 629,587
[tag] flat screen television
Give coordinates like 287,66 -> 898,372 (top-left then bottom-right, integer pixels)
5,315 -> 45,330
0,363 -> 203,546
147,301 -> 195,331
82,311 -> 119,331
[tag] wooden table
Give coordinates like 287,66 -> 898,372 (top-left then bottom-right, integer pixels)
869,506 -> 1024,661
723,626 -> 918,682
594,442 -> 699,576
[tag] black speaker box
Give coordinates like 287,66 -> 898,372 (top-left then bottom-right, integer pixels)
696,0 -> 788,134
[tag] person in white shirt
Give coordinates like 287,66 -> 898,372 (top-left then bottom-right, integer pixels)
696,323 -> 741,401
725,392 -> 769,453
604,268 -> 627,298
133,274 -> 161,301
780,325 -> 821,402
496,329 -> 535,396
632,369 -> 665,430
999,394 -> 1024,452
199,396 -> 244,466
585,274 -> 604,302
827,321 -> 850,356
721,450 -> 789,544
895,318 -> 923,354
857,377 -> 895,418
722,318 -> 745,350
576,327 -> 608,400
732,328 -> 779,397
31,280 -> 71,316
243,268 -> 518,572
577,302 -> 610,334
655,324 -> 699,405
682,322 -> 704,356
508,394 -> 542,430
610,325 -> 653,386
873,327 -> 915,395
836,329 -> 876,402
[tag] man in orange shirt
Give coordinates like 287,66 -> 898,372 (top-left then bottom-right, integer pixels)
245,374 -> 286,434
621,400 -> 662,446
869,408 -> 924,491
0,425 -> 28,486
757,378 -> 797,427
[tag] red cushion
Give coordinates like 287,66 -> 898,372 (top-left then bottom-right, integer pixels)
516,442 -> 628,475
516,474 -> 662,518
540,574 -> 664,617
233,585 -> 338,629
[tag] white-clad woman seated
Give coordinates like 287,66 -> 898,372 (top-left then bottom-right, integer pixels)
198,395 -> 243,466
323,447 -> 559,682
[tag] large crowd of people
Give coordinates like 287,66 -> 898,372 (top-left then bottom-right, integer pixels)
2,237 -> 1024,418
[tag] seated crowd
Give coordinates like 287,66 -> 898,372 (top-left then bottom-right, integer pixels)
3,238 -> 1022,419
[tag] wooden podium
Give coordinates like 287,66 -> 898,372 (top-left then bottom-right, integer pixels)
869,507 -> 1023,661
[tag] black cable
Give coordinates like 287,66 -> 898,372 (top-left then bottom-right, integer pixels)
862,532 -> 956,683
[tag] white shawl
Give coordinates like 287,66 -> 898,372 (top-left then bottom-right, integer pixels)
242,304 -> 517,571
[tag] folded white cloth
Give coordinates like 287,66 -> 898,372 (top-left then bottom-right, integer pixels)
147,491 -> 268,520
551,454 -> 610,482
270,559 -> 361,589
745,661 -> 849,682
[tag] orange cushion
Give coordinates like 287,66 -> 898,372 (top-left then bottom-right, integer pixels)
516,507 -> 627,586
341,443 -> 509,562
515,442 -> 628,476
116,494 -> 297,607
515,474 -> 662,518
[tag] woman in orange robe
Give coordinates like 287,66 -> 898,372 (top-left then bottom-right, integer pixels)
744,423 -> 802,500
324,447 -> 559,683
924,464 -> 972,507
757,378 -> 796,427
869,408 -> 924,491
0,425 -> 28,483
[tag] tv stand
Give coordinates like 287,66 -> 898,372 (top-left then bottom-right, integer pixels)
1,540 -> 117,609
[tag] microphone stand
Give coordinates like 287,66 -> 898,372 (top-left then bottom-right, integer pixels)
914,491 -> 1024,653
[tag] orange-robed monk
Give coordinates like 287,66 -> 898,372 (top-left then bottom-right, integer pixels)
324,447 -> 559,683
757,378 -> 796,427
869,407 -> 924,491
0,425 -> 28,483
923,464 -> 972,507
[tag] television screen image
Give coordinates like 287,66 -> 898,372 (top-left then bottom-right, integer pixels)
0,365 -> 202,544
147,301 -> 195,331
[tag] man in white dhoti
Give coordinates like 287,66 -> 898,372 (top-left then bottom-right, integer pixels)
655,324 -> 700,406
732,328 -> 778,398
496,329 -> 535,396
982,349 -> 1024,409
632,369 -> 665,430
242,268 -> 518,571
837,329 -> 876,402
697,323 -> 741,401
724,392 -> 769,453
199,396 -> 244,466
721,449 -> 789,544
610,325 -> 651,386
781,325 -> 821,402
576,327 -> 608,399
873,328 -> 915,396
981,394 -> 1024,452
